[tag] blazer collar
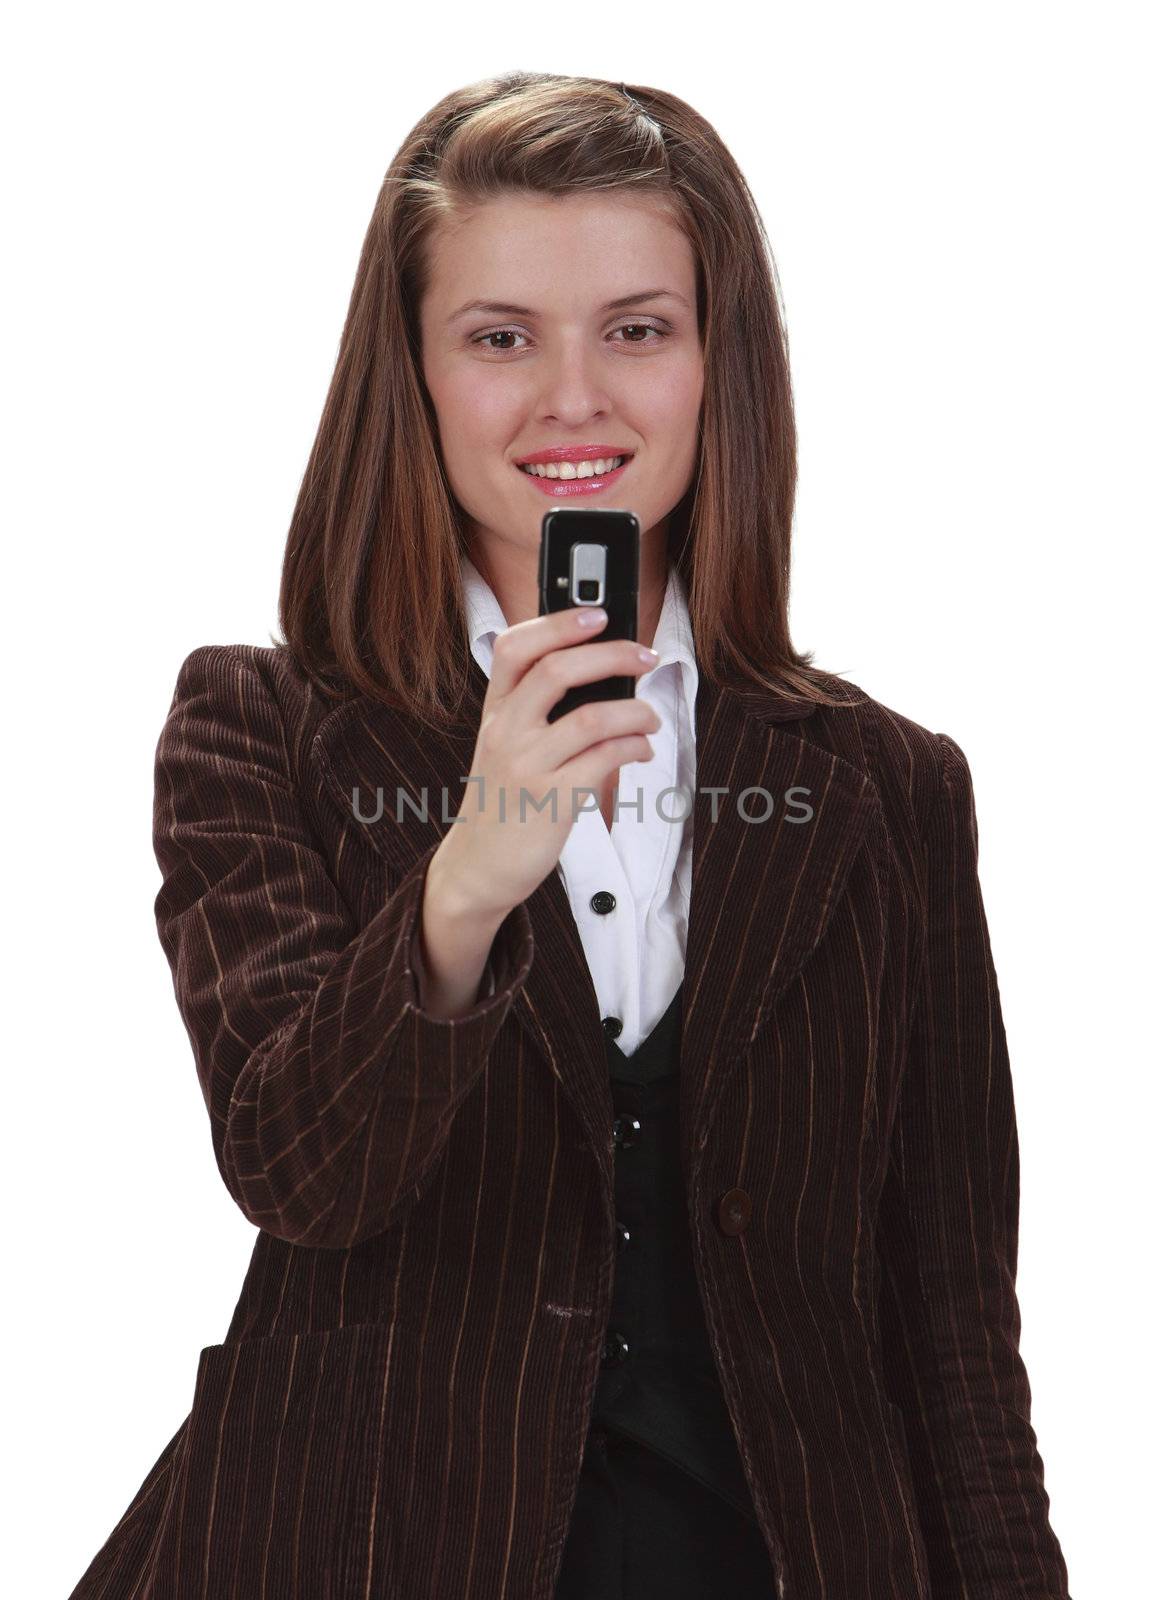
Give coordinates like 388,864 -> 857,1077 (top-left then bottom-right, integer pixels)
312,654 -> 880,1189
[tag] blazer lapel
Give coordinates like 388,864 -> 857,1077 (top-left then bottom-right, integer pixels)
313,655 -> 880,1189
677,671 -> 880,1183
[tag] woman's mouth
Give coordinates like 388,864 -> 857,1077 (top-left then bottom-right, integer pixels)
515,454 -> 631,497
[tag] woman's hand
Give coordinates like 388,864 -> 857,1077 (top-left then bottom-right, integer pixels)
432,606 -> 662,923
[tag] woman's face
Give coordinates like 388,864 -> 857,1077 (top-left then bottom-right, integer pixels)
418,191 -> 704,565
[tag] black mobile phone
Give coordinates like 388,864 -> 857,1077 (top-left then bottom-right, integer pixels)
537,507 -> 640,724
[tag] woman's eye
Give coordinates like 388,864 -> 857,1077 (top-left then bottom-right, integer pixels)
470,323 -> 667,354
476,330 -> 524,352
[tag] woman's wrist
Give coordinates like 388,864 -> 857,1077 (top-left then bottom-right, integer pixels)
416,843 -> 510,1019
427,829 -> 516,926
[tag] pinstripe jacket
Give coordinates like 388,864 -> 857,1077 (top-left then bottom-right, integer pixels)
69,641 -> 1071,1600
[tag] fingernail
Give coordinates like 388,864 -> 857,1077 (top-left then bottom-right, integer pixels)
577,608 -> 607,628
638,646 -> 659,662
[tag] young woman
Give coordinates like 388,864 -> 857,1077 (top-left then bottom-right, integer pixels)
69,72 -> 1071,1600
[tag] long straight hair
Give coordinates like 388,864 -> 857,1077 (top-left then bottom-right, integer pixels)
275,71 -> 856,725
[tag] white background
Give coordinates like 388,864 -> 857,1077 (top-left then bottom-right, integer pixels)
6,3 -> 1150,1593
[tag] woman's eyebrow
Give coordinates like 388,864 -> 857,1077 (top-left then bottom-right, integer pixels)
447,288 -> 690,325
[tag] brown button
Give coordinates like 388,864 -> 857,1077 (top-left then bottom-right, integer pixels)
601,1331 -> 630,1367
612,1114 -> 641,1150
716,1187 -> 752,1236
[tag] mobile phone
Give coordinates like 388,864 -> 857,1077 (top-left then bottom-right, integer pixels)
537,508 -> 641,724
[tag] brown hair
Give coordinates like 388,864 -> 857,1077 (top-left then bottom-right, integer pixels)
274,70 -> 858,724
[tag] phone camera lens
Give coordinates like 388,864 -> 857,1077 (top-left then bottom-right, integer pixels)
577,580 -> 600,601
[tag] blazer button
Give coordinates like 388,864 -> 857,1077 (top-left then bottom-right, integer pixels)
590,890 -> 617,915
716,1187 -> 752,1236
612,1114 -> 641,1149
601,1330 -> 630,1366
616,1219 -> 631,1250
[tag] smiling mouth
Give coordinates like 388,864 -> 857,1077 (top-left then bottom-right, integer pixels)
516,453 -> 630,479
514,454 -> 633,498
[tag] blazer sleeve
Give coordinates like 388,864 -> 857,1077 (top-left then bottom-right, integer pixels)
875,732 -> 1071,1599
152,644 -> 534,1251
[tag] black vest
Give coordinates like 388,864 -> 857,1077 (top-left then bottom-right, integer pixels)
591,981 -> 761,1525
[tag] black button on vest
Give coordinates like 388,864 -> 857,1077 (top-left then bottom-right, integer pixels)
590,980 -> 761,1525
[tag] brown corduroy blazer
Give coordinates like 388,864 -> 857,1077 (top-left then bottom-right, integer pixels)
69,642 -> 1071,1600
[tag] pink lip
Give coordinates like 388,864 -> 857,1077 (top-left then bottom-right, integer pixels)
514,444 -> 634,466
515,456 -> 631,497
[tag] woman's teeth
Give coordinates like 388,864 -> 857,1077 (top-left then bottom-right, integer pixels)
518,455 -> 625,479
